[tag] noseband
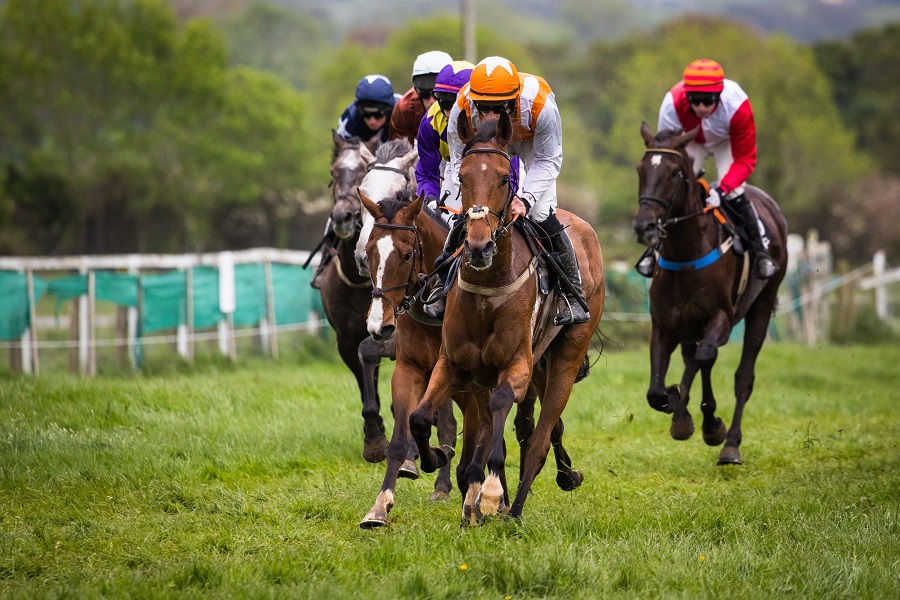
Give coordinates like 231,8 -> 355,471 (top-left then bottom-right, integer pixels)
369,220 -> 425,317
461,146 -> 517,241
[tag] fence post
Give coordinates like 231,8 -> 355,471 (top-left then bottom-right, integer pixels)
218,252 -> 237,361
872,250 -> 887,319
27,269 -> 39,376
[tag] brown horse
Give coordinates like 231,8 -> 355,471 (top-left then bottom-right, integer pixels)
633,122 -> 788,465
357,190 -> 587,527
408,111 -> 605,522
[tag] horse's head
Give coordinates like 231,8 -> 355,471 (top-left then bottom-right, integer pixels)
632,121 -> 699,247
457,110 -> 514,270
330,130 -> 375,239
359,190 -> 424,342
354,139 -> 419,277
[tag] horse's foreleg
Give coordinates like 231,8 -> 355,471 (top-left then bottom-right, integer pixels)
359,362 -> 423,528
647,327 -> 678,413
461,391 -> 493,526
719,300 -> 772,465
699,365 -> 727,446
476,360 -> 532,521
429,399 -> 458,501
357,336 -> 390,463
513,382 -> 537,485
550,416 -> 584,491
409,358 -> 463,473
670,343 -> 699,440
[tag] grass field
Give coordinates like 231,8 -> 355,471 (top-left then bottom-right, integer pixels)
0,342 -> 898,599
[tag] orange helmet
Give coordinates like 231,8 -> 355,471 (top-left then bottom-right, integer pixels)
468,56 -> 520,102
682,59 -> 725,93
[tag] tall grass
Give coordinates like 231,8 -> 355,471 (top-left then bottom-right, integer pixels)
1,343 -> 897,598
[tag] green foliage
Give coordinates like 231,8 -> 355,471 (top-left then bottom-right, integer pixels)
0,345 -> 898,597
813,23 -> 900,175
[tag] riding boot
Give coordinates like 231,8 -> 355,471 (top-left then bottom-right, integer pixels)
635,246 -> 655,278
423,217 -> 466,319
310,226 -> 339,290
734,195 -> 777,279
546,219 -> 590,326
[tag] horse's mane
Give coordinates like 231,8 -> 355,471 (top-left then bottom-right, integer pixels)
462,118 -> 499,155
377,191 -> 449,234
375,138 -> 413,164
654,128 -> 685,144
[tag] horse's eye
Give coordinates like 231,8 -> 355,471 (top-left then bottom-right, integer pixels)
403,251 -> 413,263
501,175 -> 510,187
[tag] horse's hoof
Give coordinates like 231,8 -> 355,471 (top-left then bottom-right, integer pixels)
556,469 -> 584,491
429,490 -> 450,503
398,459 -> 419,479
362,435 -> 389,463
717,446 -> 743,465
461,503 -> 479,527
703,418 -> 728,446
670,413 -> 695,440
359,509 -> 388,529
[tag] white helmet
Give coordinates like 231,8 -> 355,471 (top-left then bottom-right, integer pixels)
411,50 -> 453,87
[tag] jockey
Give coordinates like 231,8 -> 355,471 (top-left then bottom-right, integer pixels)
636,58 -> 777,279
425,56 -> 590,326
389,50 -> 453,145
313,75 -> 398,289
336,74 -> 399,144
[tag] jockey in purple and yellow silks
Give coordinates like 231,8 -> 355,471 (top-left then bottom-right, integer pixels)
415,60 -> 474,213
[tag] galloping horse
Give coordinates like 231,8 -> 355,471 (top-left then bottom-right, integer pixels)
356,191 -> 586,526
317,131 -> 391,462
408,111 -> 605,521
319,135 -> 459,498
633,122 -> 788,465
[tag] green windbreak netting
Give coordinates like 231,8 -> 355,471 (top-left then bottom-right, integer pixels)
1,262 -> 321,341
0,271 -> 49,341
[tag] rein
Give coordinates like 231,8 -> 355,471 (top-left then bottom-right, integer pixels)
640,148 -> 733,271
367,162 -> 411,182
369,220 -> 427,318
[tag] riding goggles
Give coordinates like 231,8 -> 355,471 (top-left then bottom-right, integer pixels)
415,87 -> 434,101
433,92 -> 457,113
473,100 -> 515,115
687,93 -> 720,107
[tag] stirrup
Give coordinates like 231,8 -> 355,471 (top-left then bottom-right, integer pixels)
554,294 -> 590,326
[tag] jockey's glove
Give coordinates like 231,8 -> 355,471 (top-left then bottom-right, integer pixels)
705,186 -> 725,208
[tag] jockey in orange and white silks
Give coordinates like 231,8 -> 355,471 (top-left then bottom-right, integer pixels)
427,56 -> 589,326
440,57 -> 562,223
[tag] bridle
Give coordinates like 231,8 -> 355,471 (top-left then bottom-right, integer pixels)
368,220 -> 425,318
461,146 -> 517,242
638,147 -> 708,237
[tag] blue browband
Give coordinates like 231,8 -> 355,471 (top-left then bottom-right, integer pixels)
656,238 -> 734,271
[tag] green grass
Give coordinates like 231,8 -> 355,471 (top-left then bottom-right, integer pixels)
1,343 -> 898,598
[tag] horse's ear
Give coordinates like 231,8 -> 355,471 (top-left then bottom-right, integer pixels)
457,110 -> 475,144
640,121 -> 654,147
405,193 -> 424,221
497,110 -> 513,146
672,127 -> 699,149
399,147 -> 418,172
360,142 -> 376,165
358,189 -> 381,219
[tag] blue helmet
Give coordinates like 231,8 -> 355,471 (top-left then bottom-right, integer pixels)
355,74 -> 396,112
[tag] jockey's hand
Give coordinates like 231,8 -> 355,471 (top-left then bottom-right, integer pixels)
510,196 -> 528,217
705,186 -> 725,208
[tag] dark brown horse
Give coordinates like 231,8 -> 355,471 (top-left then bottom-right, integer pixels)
318,131 -> 391,462
633,122 -> 788,465
408,111 -> 605,522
